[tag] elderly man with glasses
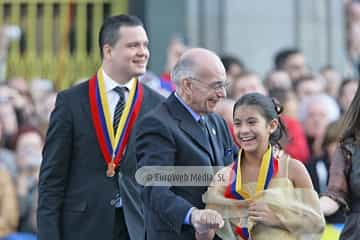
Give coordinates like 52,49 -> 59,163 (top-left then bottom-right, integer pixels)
137,48 -> 237,240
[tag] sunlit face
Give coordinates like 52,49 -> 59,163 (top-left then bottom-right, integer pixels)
321,69 -> 341,97
16,132 -> 43,171
232,74 -> 266,100
296,80 -> 323,101
266,71 -> 292,90
284,53 -> 307,80
189,76 -> 227,115
226,64 -> 243,96
187,58 -> 227,115
339,81 -> 358,112
0,102 -> 18,134
104,26 -> 149,80
303,103 -> 329,138
283,91 -> 298,118
233,105 -> 278,155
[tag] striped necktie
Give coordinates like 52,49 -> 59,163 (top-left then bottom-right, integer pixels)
113,86 -> 126,134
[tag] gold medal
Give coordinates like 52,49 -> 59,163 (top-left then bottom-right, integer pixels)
106,160 -> 116,177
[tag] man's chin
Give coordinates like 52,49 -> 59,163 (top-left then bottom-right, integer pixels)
131,70 -> 147,78
207,102 -> 218,112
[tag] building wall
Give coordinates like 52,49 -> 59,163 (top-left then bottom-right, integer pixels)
144,0 -> 348,76
145,0 -> 186,75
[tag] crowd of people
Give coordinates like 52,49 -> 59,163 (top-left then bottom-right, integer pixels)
0,11 -> 358,240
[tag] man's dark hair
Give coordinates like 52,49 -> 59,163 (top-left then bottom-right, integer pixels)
98,14 -> 143,59
274,48 -> 301,70
220,55 -> 244,73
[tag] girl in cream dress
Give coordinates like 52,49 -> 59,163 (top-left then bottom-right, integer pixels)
203,93 -> 325,240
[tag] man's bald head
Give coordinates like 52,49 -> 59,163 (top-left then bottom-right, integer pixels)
171,48 -> 226,86
171,48 -> 227,115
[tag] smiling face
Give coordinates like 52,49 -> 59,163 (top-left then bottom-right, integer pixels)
103,25 -> 149,82
188,74 -> 227,115
303,102 -> 329,139
284,53 -> 307,80
181,50 -> 227,115
232,73 -> 266,100
233,105 -> 278,156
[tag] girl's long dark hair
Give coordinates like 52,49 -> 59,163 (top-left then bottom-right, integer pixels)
339,80 -> 360,146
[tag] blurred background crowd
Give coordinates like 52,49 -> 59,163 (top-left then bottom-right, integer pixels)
0,0 -> 359,239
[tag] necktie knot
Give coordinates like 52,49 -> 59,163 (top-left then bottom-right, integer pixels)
198,116 -> 208,133
198,116 -> 207,126
113,86 -> 126,100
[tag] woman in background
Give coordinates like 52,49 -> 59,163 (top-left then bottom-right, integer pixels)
320,78 -> 360,239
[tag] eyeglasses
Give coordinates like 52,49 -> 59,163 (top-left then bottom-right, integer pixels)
188,77 -> 230,91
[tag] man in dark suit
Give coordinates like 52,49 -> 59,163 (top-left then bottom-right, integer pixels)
37,15 -> 163,240
137,48 -> 236,240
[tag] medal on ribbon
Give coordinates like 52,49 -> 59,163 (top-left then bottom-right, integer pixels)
224,146 -> 279,240
89,68 -> 143,177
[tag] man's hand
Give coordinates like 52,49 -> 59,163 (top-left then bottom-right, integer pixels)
191,209 -> 224,234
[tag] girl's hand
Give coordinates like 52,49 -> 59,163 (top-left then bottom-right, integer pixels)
195,229 -> 215,240
248,201 -> 282,227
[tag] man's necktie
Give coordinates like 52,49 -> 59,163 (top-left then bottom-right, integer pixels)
198,116 -> 215,163
198,117 -> 208,136
111,88 -> 126,208
113,86 -> 126,134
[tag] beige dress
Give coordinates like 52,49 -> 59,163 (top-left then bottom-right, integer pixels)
203,150 -> 325,240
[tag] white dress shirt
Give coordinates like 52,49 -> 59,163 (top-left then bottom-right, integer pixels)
102,69 -> 134,120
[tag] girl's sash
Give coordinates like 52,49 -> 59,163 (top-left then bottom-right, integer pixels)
224,146 -> 279,239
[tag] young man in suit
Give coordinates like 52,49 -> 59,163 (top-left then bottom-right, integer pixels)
137,48 -> 237,240
37,15 -> 164,240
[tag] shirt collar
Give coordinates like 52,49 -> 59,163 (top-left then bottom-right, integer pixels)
102,68 -> 134,93
174,92 -> 202,122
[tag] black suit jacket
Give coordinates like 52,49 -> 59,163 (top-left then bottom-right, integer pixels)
136,93 -> 236,240
37,80 -> 164,240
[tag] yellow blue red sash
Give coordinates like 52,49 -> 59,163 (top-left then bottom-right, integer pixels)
88,68 -> 143,175
224,146 -> 279,240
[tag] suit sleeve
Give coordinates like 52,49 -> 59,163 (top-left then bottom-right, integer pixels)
136,116 -> 193,234
37,92 -> 73,240
219,116 -> 238,165
323,145 -> 351,210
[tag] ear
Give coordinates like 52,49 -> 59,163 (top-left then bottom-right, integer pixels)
182,78 -> 193,95
102,44 -> 112,60
269,118 -> 279,134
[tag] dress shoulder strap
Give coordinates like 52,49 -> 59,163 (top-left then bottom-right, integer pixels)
274,148 -> 290,178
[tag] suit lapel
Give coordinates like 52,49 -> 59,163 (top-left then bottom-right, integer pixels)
166,94 -> 213,160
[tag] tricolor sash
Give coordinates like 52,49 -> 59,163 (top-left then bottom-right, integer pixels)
224,146 -> 279,240
89,68 -> 143,176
